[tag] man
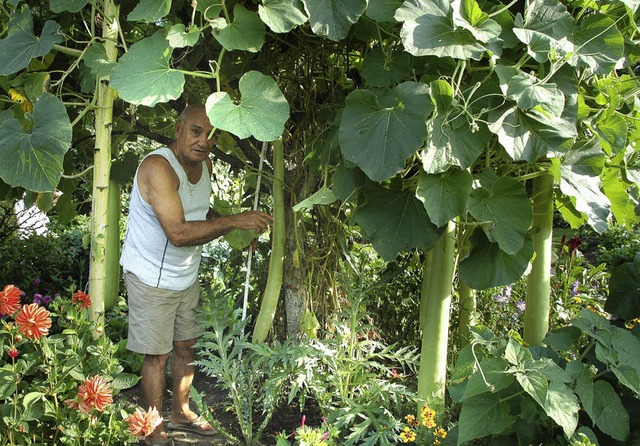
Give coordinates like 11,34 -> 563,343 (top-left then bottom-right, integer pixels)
120,104 -> 272,445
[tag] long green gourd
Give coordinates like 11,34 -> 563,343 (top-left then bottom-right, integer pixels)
524,173 -> 554,346
252,139 -> 285,343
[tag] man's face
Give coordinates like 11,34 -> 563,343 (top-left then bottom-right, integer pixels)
175,106 -> 215,163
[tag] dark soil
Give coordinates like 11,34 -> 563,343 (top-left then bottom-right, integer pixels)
117,366 -> 323,446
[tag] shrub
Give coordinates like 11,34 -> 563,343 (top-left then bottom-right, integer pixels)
0,284 -> 140,445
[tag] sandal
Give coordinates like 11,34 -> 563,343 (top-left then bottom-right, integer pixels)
167,416 -> 218,436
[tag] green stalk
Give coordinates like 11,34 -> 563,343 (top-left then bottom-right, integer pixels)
524,173 -> 554,346
457,279 -> 476,348
252,139 -> 285,342
417,221 -> 457,404
88,0 -> 118,325
419,249 -> 433,331
103,179 -> 120,309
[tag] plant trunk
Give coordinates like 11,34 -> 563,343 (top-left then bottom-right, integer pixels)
417,221 -> 457,404
458,279 -> 476,348
252,140 -> 285,342
524,173 -> 554,346
284,208 -> 305,340
419,249 -> 433,331
104,180 -> 120,309
88,0 -> 118,325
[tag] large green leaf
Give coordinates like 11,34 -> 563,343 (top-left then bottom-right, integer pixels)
110,30 -> 184,107
0,6 -> 63,76
211,4 -> 265,52
339,82 -> 432,182
543,381 -> 580,438
361,47 -> 411,88
468,177 -> 532,255
258,0 -> 308,33
604,256 -> 640,320
576,378 -> 630,441
415,168 -> 472,227
127,0 -> 171,22
352,186 -> 443,260
495,65 -> 564,115
167,24 -> 200,48
459,229 -> 534,289
461,357 -> 514,401
451,0 -> 501,44
84,42 -> 117,78
293,186 -> 337,211
0,93 -> 72,192
332,163 -> 366,203
551,138 -> 611,234
205,71 -> 290,142
422,111 -> 491,173
602,168 -> 639,227
457,394 -> 515,445
488,105 -> 576,162
512,0 -> 574,63
570,14 -> 624,76
50,0 -> 88,13
365,0 -> 403,22
395,0 -> 486,60
302,0 -> 367,41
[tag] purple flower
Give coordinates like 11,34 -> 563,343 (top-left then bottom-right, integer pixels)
516,299 -> 526,312
571,280 -> 580,296
495,294 -> 508,306
504,285 -> 512,299
32,293 -> 43,305
42,295 -> 52,305
33,278 -> 41,287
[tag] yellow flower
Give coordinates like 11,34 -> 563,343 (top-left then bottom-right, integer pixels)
420,405 -> 436,418
434,439 -> 441,445
434,427 -> 447,438
8,88 -> 33,113
399,426 -> 416,443
405,414 -> 419,427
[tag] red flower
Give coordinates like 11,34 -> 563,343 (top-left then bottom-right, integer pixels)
72,290 -> 91,309
76,375 -> 113,414
126,406 -> 163,437
8,347 -> 18,358
568,237 -> 583,258
15,304 -> 52,340
0,285 -> 22,316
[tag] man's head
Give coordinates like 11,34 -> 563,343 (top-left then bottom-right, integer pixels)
173,104 -> 215,165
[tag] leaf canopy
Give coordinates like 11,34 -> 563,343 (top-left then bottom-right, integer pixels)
110,29 -> 185,107
339,82 -> 433,182
0,93 -> 72,192
205,71 -> 290,142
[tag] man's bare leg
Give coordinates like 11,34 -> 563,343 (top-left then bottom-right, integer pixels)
141,353 -> 172,444
170,339 -> 216,433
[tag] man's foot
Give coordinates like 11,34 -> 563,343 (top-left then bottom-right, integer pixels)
142,428 -> 173,445
167,415 -> 218,436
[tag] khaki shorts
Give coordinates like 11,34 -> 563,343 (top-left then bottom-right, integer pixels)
124,272 -> 204,355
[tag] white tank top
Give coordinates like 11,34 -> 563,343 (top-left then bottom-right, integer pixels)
120,147 -> 211,290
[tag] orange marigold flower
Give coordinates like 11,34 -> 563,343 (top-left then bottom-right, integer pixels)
126,406 -> 163,437
15,303 -> 52,340
399,426 -> 416,443
72,290 -> 91,309
76,376 -> 113,414
0,285 -> 22,316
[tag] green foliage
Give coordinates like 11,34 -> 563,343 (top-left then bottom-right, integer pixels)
304,272 -> 419,445
274,416 -> 336,446
0,285 -> 139,445
604,253 -> 640,321
595,224 -> 640,268
0,229 -> 90,297
193,287 -> 315,446
449,309 -> 640,445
